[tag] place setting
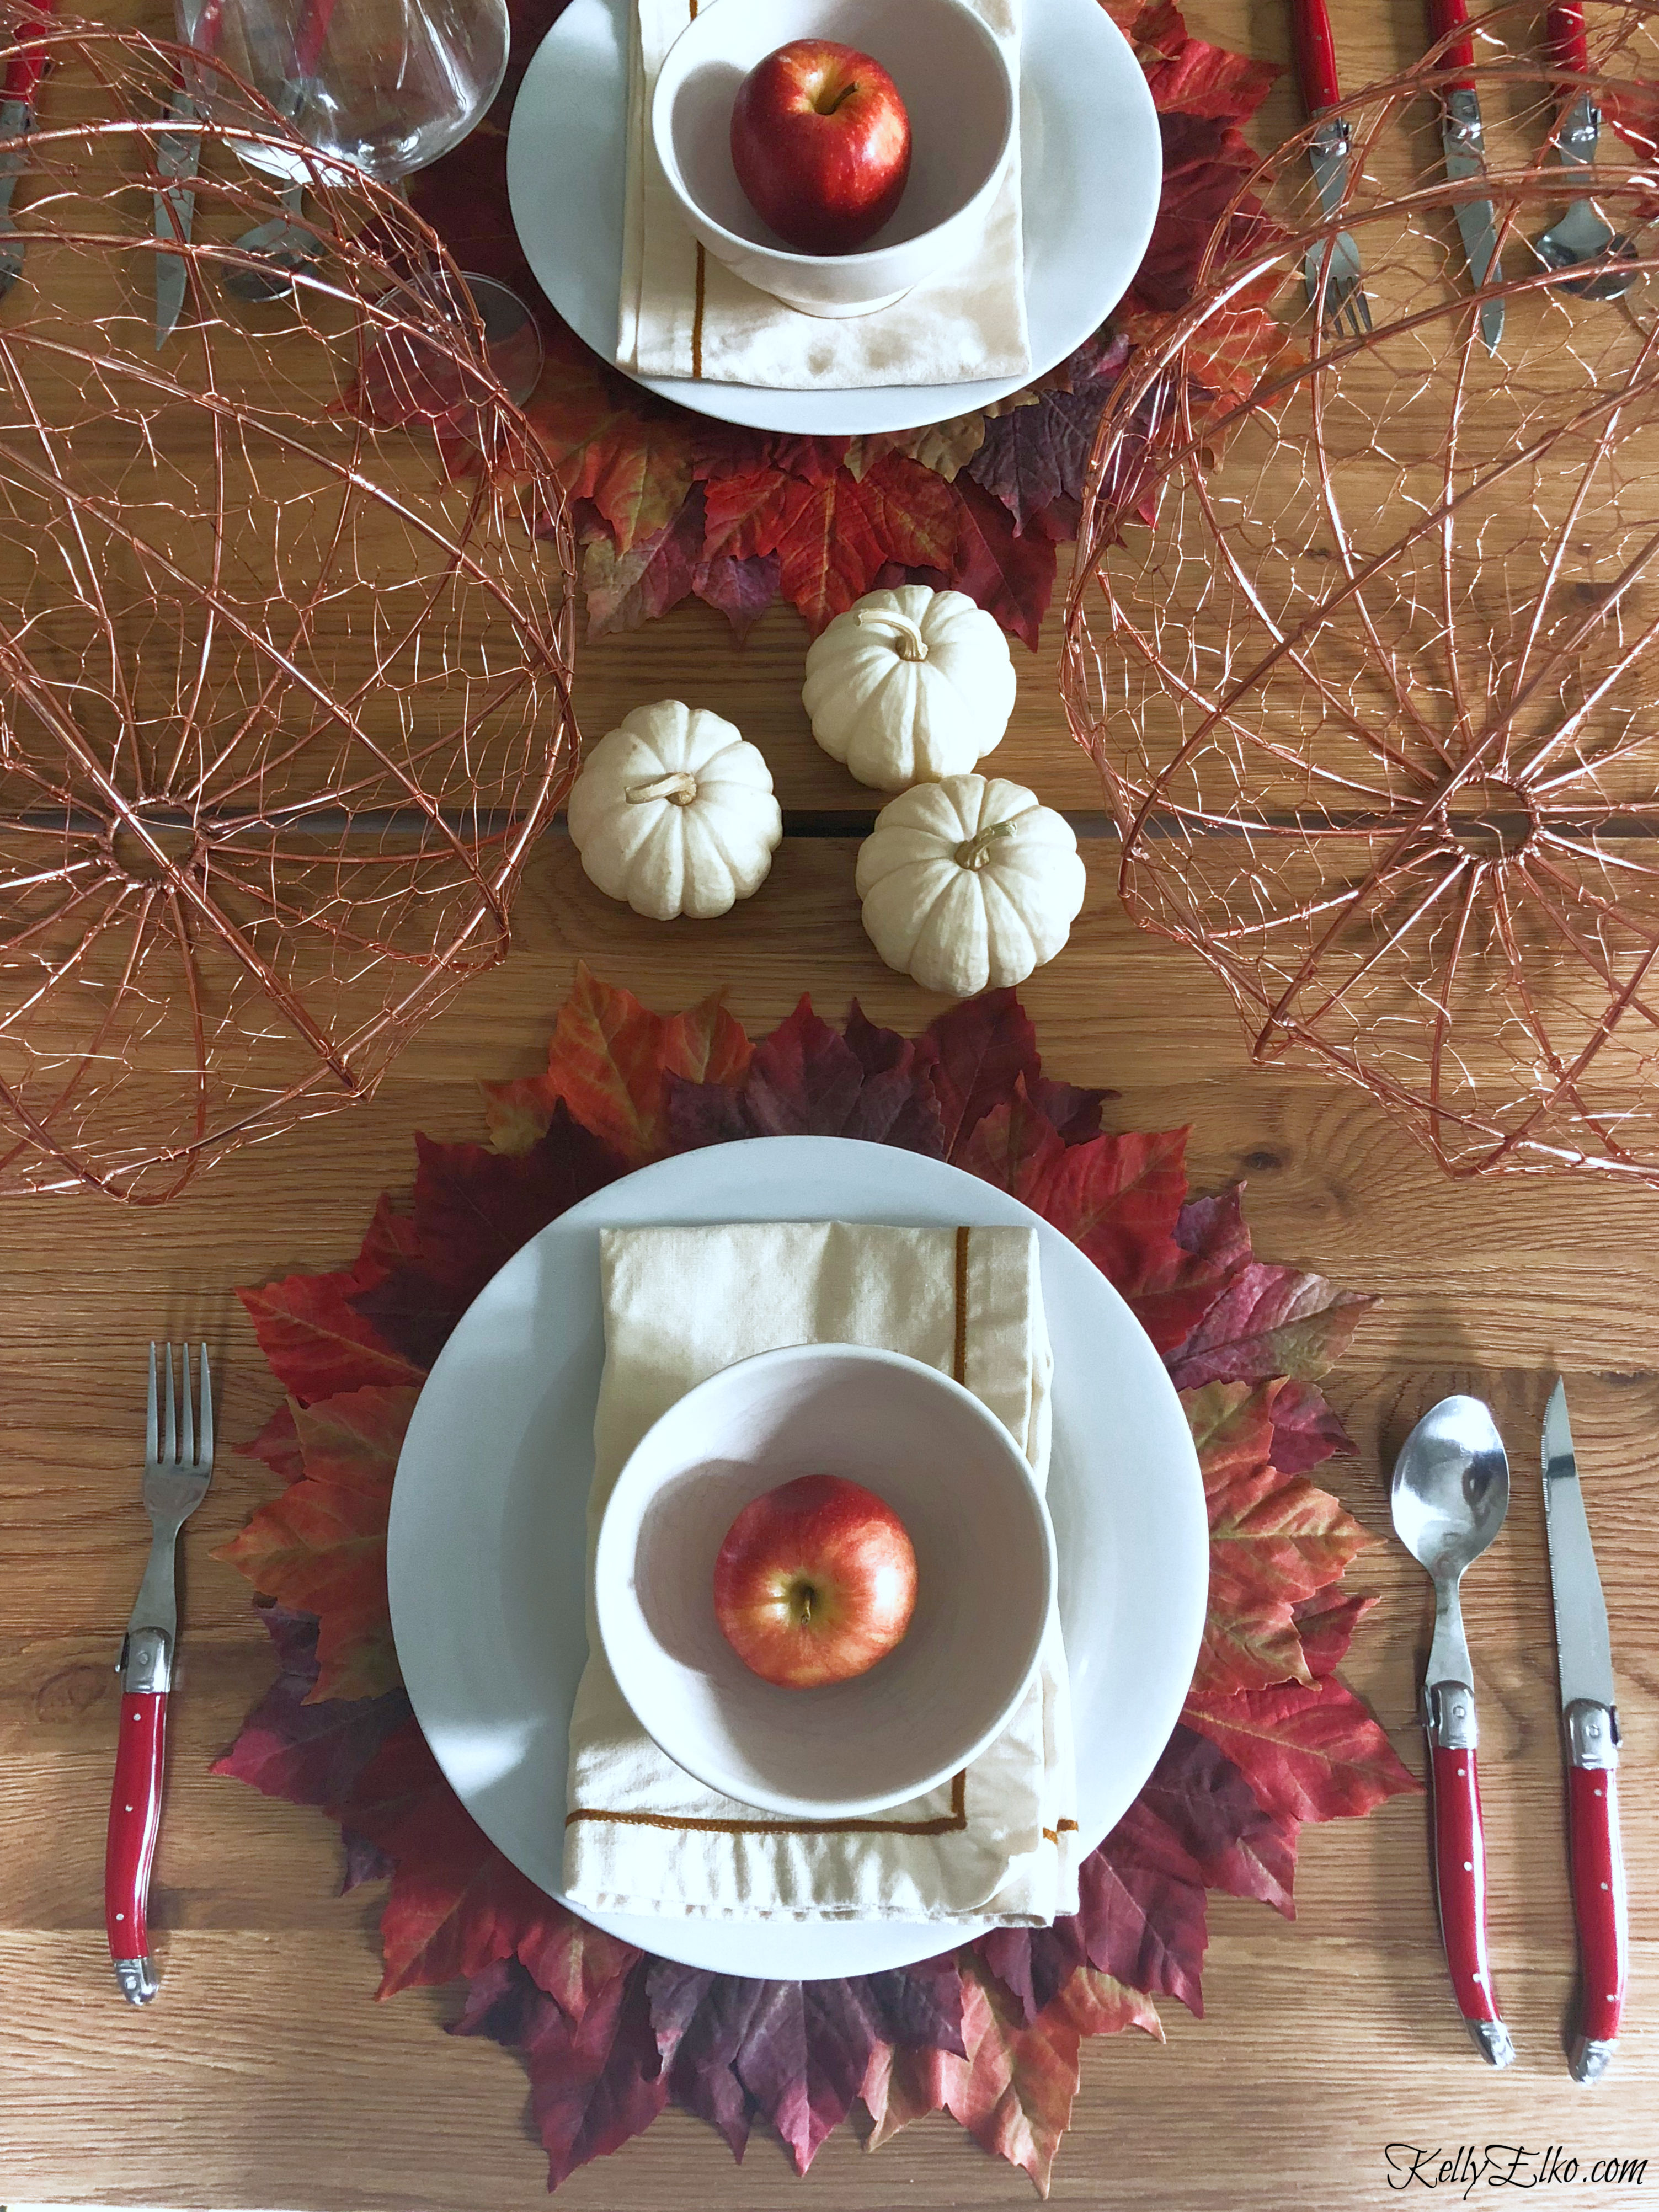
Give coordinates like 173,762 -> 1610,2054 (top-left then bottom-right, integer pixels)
1,0 -> 1655,2202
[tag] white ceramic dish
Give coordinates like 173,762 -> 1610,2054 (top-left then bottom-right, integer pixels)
386,1135 -> 1207,1980
595,1343 -> 1057,1816
652,0 -> 1015,318
504,0 -> 1162,434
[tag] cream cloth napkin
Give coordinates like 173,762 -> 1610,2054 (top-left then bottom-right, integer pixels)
563,1222 -> 1078,1924
616,0 -> 1031,388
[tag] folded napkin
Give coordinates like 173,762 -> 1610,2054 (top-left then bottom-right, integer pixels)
563,1221 -> 1078,1924
617,0 -> 1031,388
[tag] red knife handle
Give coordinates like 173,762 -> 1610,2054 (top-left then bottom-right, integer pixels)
1566,1713 -> 1626,2081
105,1689 -> 166,2003
2,9 -> 52,108
1291,0 -> 1341,116
1427,0 -> 1475,86
1546,0 -> 1591,78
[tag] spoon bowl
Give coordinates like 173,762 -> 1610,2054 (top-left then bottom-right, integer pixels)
1390,1393 -> 1511,1581
223,184 -> 324,303
1535,203 -> 1641,301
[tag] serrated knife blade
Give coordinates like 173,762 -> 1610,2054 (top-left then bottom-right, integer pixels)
1543,1378 -> 1617,1717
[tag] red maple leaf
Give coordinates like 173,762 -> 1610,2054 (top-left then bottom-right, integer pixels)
1128,113 -> 1268,318
212,1386 -> 415,1702
692,544 -> 782,639
342,1720 -> 642,2000
1293,1588 -> 1380,1679
1186,1377 -> 1372,1696
479,964 -> 751,1164
668,997 -> 945,1153
523,346 -> 694,557
580,493 -> 704,638
946,476 -> 1060,649
919,989 -> 1043,1157
703,454 -> 961,633
452,1955 -> 668,2186
646,1958 -> 966,2174
1167,1264 -> 1377,1390
1134,1721 -> 1297,1915
209,1607 -> 412,1828
350,1105 -> 627,1368
237,1205 -> 424,1405
863,1955 -> 1160,2197
1183,1679 -> 1420,1826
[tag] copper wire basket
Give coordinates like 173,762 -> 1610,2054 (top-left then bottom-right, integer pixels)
0,19 -> 577,1201
1065,0 -> 1659,1180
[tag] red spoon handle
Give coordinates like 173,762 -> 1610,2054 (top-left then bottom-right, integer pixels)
2,3 -> 55,108
1291,0 -> 1341,115
1431,1743 -> 1505,2023
1427,0 -> 1475,86
105,1690 -> 166,2002
1546,0 -> 1591,77
1567,1762 -> 1627,2051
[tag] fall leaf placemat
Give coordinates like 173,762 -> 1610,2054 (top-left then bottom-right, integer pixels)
406,0 -> 1289,646
214,970 -> 1416,2196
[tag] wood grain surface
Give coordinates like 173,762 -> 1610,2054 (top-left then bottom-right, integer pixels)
5,0 -> 1659,2206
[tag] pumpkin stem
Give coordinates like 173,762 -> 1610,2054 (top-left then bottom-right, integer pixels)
856,606 -> 930,662
625,771 -> 698,808
954,816 -> 1024,870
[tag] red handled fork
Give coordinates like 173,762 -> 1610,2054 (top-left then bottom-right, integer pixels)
105,1344 -> 214,2005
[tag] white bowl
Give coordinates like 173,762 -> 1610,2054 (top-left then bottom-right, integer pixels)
594,1342 -> 1057,1817
650,0 -> 1016,319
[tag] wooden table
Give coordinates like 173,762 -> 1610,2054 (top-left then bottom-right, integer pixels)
5,1 -> 1658,2204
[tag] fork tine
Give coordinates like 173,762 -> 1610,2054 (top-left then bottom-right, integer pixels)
1354,291 -> 1373,335
146,1342 -> 158,1464
163,1343 -> 177,1466
198,1344 -> 212,1468
180,1345 -> 195,1466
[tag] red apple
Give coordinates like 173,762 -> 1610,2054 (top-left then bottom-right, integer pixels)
713,1473 -> 918,1687
730,40 -> 912,257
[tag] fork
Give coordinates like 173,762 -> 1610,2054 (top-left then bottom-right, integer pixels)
105,1344 -> 214,2005
1292,0 -> 1375,340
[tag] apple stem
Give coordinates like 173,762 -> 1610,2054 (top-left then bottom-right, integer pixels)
625,771 -> 698,807
815,78 -> 860,116
856,606 -> 930,662
954,815 -> 1029,870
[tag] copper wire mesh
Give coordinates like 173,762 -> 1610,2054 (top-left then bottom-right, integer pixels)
0,19 -> 577,1201
1064,0 -> 1659,1180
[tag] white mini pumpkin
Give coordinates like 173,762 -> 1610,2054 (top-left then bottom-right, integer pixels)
568,700 -> 782,921
801,585 -> 1016,793
855,774 -> 1086,996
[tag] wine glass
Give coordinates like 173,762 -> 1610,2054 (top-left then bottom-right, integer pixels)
178,0 -> 542,402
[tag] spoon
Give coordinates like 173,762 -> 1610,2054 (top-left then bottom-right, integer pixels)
1535,189 -> 1640,301
223,181 -> 323,303
1535,4 -> 1641,300
1391,1395 -> 1516,2067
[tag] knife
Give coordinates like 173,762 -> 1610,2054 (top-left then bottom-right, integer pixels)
154,81 -> 199,348
1542,1378 -> 1628,2084
1427,0 -> 1503,353
0,9 -> 54,301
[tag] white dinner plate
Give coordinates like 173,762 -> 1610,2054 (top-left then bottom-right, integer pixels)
387,1136 -> 1207,1980
504,0 -> 1162,435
